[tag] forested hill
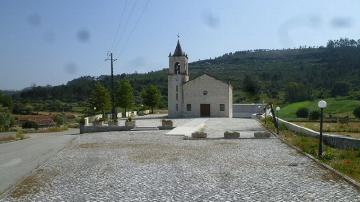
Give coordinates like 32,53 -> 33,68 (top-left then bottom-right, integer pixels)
9,38 -> 360,105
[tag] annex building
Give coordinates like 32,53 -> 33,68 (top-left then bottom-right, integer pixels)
167,40 -> 233,118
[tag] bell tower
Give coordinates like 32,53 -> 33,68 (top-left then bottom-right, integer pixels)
168,39 -> 189,117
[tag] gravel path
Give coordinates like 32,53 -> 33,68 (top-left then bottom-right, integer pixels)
1,130 -> 359,201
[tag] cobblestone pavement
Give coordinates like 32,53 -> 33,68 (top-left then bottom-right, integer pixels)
1,130 -> 360,201
204,118 -> 267,138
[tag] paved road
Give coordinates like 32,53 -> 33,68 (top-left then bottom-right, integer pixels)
0,129 -> 78,195
1,124 -> 359,201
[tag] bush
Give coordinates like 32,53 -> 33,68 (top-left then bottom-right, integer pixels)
309,110 -> 320,120
22,121 -> 39,129
0,112 -> 14,132
54,113 -> 65,126
16,131 -> 25,140
354,106 -> 360,119
296,107 -> 309,118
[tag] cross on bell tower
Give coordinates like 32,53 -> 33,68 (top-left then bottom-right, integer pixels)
167,37 -> 189,117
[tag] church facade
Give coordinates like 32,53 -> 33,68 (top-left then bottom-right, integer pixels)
168,40 -> 233,118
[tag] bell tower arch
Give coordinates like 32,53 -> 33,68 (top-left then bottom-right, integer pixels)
168,39 -> 189,117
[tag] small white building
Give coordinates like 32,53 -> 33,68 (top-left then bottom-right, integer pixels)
168,40 -> 233,118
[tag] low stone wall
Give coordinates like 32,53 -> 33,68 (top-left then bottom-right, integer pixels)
276,117 -> 360,149
233,104 -> 265,118
80,125 -> 130,134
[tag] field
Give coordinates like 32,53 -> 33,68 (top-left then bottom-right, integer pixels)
295,122 -> 360,139
278,98 -> 360,120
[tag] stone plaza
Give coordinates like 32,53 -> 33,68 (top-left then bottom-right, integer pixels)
1,118 -> 359,201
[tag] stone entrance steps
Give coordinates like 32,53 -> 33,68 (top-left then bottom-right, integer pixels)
166,118 -> 208,137
131,127 -> 159,131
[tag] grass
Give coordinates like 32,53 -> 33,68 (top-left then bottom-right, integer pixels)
278,97 -> 360,120
295,122 -> 360,139
262,118 -> 360,183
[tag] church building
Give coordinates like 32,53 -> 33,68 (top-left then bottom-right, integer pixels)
168,40 -> 233,118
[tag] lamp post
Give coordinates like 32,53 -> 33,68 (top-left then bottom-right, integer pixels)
318,100 -> 327,157
276,106 -> 280,134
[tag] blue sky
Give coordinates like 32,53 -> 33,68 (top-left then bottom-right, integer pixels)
1,0 -> 360,90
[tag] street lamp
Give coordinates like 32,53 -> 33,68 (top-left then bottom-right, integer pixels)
276,106 -> 281,134
318,100 -> 327,157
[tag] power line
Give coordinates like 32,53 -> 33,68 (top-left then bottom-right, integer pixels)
115,0 -> 151,57
110,0 -> 129,52
112,0 -> 139,54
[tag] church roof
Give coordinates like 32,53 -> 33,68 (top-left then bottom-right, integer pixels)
173,40 -> 185,57
184,73 -> 232,88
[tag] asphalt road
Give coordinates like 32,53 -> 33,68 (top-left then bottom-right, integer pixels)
0,129 -> 78,195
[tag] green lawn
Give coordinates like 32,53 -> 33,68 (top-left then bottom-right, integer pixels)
278,98 -> 360,120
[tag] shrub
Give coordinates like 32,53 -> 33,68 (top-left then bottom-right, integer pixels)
0,112 -> 14,132
354,106 -> 360,119
309,110 -> 320,120
22,121 -> 39,129
322,148 -> 335,161
54,113 -> 65,126
16,131 -> 25,140
296,107 -> 309,118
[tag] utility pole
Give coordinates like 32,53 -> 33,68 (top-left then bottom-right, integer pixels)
105,52 -> 117,122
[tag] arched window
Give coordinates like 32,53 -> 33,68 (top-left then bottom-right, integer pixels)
174,62 -> 181,74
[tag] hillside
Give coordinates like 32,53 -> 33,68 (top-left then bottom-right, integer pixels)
7,38 -> 360,109
278,98 -> 360,120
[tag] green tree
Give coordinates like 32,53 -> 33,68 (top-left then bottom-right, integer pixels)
243,75 -> 260,94
115,80 -> 134,117
353,106 -> 360,119
0,92 -> 13,111
285,82 -> 310,102
89,83 -> 111,117
141,85 -> 161,114
331,82 -> 350,97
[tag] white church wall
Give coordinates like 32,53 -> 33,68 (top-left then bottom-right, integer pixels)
183,74 -> 232,117
228,85 -> 233,118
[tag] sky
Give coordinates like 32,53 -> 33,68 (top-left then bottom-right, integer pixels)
1,0 -> 360,90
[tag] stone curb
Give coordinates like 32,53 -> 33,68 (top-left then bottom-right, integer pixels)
257,119 -> 360,191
